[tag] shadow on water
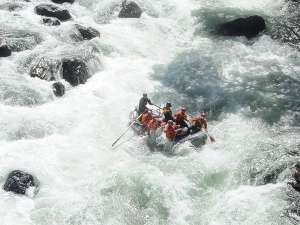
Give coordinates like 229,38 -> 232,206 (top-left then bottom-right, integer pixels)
151,50 -> 300,125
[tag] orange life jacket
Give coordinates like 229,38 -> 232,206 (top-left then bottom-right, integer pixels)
164,124 -> 178,140
141,112 -> 152,126
175,110 -> 187,123
192,116 -> 207,130
148,119 -> 160,131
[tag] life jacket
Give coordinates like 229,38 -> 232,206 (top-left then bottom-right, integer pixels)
164,124 -> 178,140
148,118 -> 160,131
175,110 -> 187,123
192,116 -> 202,127
141,112 -> 152,126
192,115 -> 207,130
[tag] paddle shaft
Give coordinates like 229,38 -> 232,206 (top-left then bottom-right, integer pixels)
112,113 -> 143,147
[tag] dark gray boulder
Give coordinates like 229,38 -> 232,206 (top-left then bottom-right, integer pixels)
62,59 -> 89,86
0,45 -> 11,57
3,170 -> 37,195
217,15 -> 266,38
73,24 -> 100,41
118,1 -> 142,18
35,4 -> 72,21
52,82 -> 65,96
51,0 -> 75,4
42,17 -> 61,26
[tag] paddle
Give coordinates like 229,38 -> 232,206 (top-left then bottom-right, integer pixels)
152,103 -> 162,110
111,113 -> 143,147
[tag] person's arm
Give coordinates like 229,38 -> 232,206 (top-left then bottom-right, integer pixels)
148,98 -> 152,105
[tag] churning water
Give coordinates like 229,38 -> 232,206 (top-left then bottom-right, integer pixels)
0,0 -> 300,224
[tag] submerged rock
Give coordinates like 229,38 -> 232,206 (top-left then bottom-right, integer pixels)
0,3 -> 24,11
74,24 -> 100,40
118,1 -> 142,18
51,0 -> 75,4
3,170 -> 37,195
29,57 -> 60,81
52,82 -> 65,96
0,45 -> 12,57
269,2 -> 300,50
0,29 -> 42,52
217,15 -> 266,38
62,59 -> 89,86
35,4 -> 72,21
42,17 -> 61,26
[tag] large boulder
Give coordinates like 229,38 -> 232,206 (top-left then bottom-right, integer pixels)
0,29 -> 42,52
62,59 -> 89,86
118,1 -> 142,18
72,24 -> 100,41
0,45 -> 11,57
42,17 -> 61,26
35,4 -> 72,21
217,15 -> 266,38
51,0 -> 75,4
52,82 -> 65,97
3,170 -> 38,195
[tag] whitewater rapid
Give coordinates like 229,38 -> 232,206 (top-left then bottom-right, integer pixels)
0,0 -> 300,224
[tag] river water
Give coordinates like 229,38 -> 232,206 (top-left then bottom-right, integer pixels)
0,0 -> 300,224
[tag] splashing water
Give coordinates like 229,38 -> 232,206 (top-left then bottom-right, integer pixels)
0,0 -> 299,224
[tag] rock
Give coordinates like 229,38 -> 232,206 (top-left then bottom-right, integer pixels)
29,57 -> 60,81
118,1 -> 142,18
3,170 -> 37,195
291,182 -> 300,192
62,59 -> 89,86
51,0 -> 75,4
52,82 -> 65,96
0,29 -> 42,52
42,17 -> 61,26
73,24 -> 100,41
35,4 -> 72,21
0,45 -> 11,57
270,2 -> 300,50
217,15 -> 266,38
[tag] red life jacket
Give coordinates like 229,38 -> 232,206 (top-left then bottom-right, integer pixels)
174,110 -> 187,123
164,124 -> 178,140
148,119 -> 159,131
141,112 -> 152,126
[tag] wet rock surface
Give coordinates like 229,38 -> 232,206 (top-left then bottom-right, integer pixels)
35,4 -> 72,21
0,45 -> 12,57
270,1 -> 300,50
217,15 -> 266,38
3,170 -> 37,195
51,0 -> 75,4
73,24 -> 100,41
29,57 -> 60,81
62,59 -> 89,86
52,82 -> 65,97
118,1 -> 142,18
42,17 -> 61,26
